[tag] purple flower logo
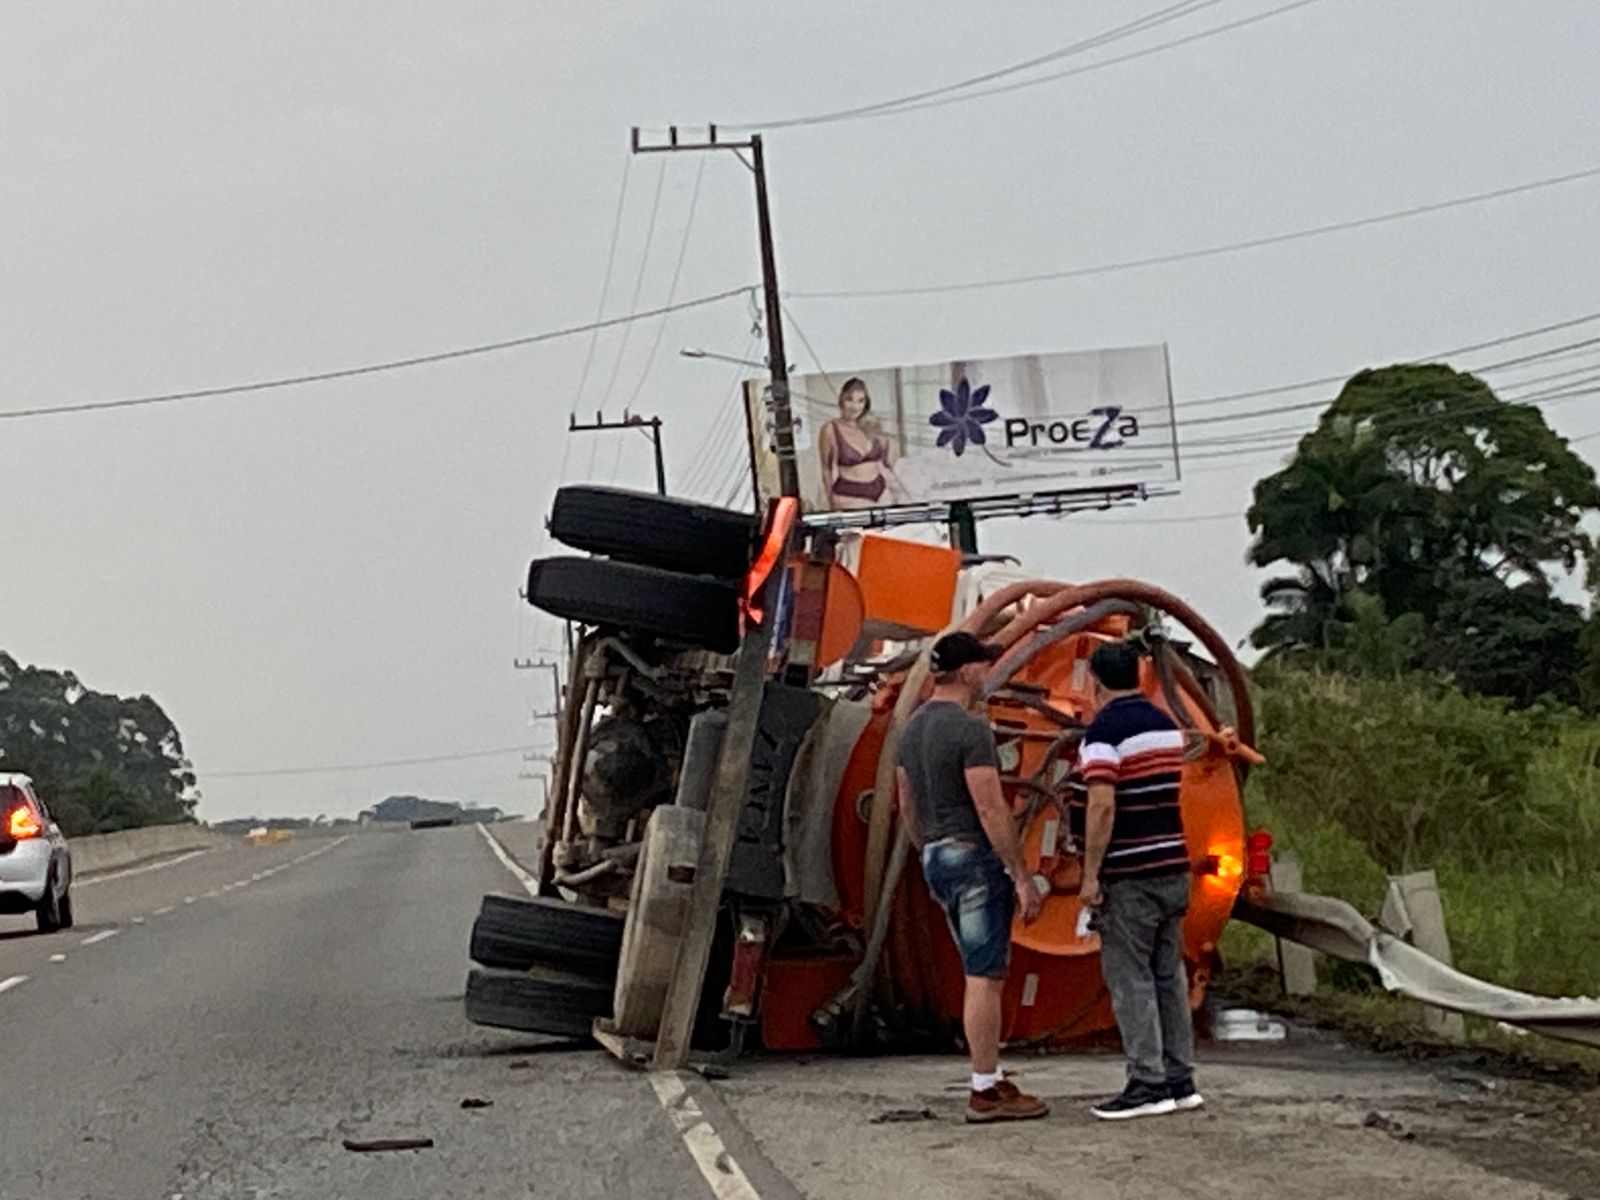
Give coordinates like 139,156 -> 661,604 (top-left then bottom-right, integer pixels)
930,377 -> 1008,466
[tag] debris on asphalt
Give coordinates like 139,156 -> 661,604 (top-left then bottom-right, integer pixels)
1362,1111 -> 1416,1141
870,1107 -> 938,1124
1215,1008 -> 1288,1041
461,1097 -> 494,1109
693,1063 -> 731,1081
341,1137 -> 436,1153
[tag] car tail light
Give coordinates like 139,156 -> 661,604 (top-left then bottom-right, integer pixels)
7,804 -> 43,840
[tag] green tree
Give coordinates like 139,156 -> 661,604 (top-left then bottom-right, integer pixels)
0,652 -> 196,836
1248,364 -> 1600,702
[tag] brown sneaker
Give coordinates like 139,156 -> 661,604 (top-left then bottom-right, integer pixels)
966,1079 -> 1050,1123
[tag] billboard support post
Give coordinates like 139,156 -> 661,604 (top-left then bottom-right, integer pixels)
948,500 -> 978,555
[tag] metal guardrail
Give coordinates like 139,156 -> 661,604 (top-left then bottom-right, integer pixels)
1236,887 -> 1600,1050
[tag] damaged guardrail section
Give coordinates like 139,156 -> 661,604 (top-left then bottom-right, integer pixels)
1236,887 -> 1600,1050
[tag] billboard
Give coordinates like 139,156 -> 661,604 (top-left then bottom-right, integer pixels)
745,344 -> 1178,515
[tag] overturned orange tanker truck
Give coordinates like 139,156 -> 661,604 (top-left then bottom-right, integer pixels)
465,484 -> 1273,1057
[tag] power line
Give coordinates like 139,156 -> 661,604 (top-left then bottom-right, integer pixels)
204,745 -> 545,779
729,0 -> 1324,131
725,0 -> 1226,131
570,154 -> 634,417
1175,311 -> 1600,410
789,163 -> 1600,301
626,156 -> 709,408
0,286 -> 753,423
1150,337 -> 1600,434
601,159 -> 670,483
1180,379 -> 1600,467
599,158 -> 670,413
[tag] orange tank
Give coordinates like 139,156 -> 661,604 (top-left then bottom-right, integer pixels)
768,574 -> 1260,1052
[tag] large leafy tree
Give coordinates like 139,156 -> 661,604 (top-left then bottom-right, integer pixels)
0,652 -> 197,835
1247,364 -> 1600,702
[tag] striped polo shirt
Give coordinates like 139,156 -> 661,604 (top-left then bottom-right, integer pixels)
1066,695 -> 1190,880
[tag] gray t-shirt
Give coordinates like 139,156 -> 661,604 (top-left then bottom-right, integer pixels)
897,700 -> 1000,848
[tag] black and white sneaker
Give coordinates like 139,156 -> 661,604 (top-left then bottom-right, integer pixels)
1090,1081 -> 1177,1120
1168,1078 -> 1205,1111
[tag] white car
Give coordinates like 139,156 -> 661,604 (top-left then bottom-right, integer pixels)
0,773 -> 75,932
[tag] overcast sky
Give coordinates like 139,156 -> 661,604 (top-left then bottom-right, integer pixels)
3,1 -> 1598,822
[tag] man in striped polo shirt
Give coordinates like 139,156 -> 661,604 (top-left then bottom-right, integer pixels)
1074,640 -> 1201,1120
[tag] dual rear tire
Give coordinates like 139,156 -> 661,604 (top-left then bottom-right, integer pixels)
464,894 -> 625,1040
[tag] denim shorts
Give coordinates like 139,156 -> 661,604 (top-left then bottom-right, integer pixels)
920,838 -> 1014,980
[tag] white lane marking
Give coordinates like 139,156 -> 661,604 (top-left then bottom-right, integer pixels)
80,930 -> 120,946
475,823 -> 538,897
78,847 -> 211,888
49,954 -> 66,963
184,896 -> 196,905
131,916 -> 146,925
204,890 -> 219,899
649,1073 -> 762,1200
233,880 -> 250,888
155,906 -> 175,916
0,975 -> 26,995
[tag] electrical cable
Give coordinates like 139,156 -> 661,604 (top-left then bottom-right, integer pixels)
601,159 -> 670,483
571,155 -> 634,417
726,0 -> 1225,131
788,164 -> 1600,300
626,156 -> 708,409
205,745 -> 547,779
728,0 -> 1323,131
0,286 -> 753,423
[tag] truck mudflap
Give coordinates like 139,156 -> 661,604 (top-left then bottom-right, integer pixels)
1235,887 -> 1600,1050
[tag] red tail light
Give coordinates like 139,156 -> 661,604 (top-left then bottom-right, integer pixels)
1246,829 -> 1274,878
7,804 -> 43,840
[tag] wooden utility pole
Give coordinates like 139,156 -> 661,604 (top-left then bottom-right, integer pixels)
567,411 -> 668,495
513,657 -> 564,711
632,125 -> 799,1069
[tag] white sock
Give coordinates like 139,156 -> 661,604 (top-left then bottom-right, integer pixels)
972,1070 -> 1002,1092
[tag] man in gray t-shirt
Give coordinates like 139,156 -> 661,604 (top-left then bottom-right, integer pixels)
896,631 -> 1046,1124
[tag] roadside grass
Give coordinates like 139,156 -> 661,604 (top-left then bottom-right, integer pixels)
1219,668 -> 1600,1073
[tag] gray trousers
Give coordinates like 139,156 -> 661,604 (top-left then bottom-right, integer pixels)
1098,871 -> 1195,1087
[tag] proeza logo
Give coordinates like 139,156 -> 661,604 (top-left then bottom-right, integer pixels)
1002,406 -> 1142,451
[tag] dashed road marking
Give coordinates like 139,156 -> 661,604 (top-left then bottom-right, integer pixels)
131,916 -> 146,925
184,896 -> 196,905
80,930 -> 120,947
650,1072 -> 763,1200
78,848 -> 211,888
155,906 -> 176,916
49,954 -> 66,964
203,890 -> 219,899
0,975 -> 26,996
476,823 -> 539,896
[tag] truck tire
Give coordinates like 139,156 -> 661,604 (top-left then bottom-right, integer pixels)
464,966 -> 611,1040
549,486 -> 757,578
470,894 -> 624,977
525,557 -> 741,653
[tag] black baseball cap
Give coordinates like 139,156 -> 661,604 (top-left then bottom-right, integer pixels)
929,632 -> 1003,673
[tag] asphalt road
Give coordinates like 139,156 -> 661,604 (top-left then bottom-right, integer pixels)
4,825 -> 1594,1200
0,825 -> 742,1200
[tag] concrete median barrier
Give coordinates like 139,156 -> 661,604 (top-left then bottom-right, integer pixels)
70,825 -> 230,878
